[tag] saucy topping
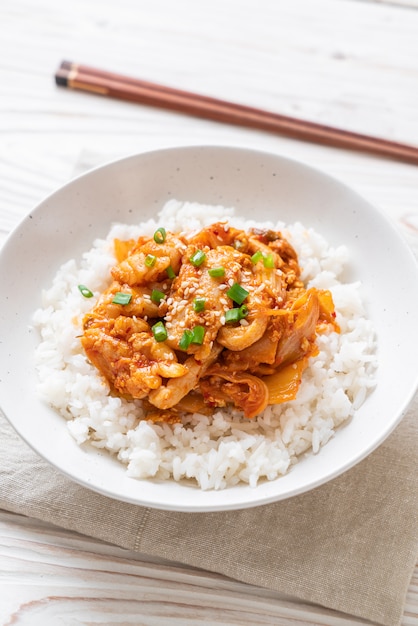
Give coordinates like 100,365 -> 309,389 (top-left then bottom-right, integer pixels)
81,222 -> 338,421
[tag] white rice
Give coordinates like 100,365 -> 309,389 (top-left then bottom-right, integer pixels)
33,200 -> 377,490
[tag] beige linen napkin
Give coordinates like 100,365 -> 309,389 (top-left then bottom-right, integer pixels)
1,396 -> 417,626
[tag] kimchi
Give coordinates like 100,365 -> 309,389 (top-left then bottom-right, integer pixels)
81,222 -> 339,421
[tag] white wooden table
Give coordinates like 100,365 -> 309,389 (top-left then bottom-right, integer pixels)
1,0 -> 418,623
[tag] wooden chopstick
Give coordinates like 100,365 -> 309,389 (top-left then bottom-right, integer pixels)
55,60 -> 418,166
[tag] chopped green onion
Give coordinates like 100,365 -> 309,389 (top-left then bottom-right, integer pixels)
179,329 -> 193,350
166,265 -> 176,279
152,321 -> 168,342
145,254 -> 157,268
251,250 -> 263,264
225,305 -> 249,324
179,325 -> 205,349
189,250 -> 206,267
112,292 -> 132,305
263,253 -> 274,268
193,297 -> 206,312
208,266 -> 225,278
225,308 -> 240,323
78,284 -> 93,298
191,325 -> 205,345
153,227 -> 166,244
151,289 -> 166,304
251,250 -> 274,267
226,282 -> 249,305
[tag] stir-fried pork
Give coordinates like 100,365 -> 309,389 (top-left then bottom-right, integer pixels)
81,222 -> 338,421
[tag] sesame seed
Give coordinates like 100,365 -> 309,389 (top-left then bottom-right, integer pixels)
219,284 -> 228,290
240,319 -> 249,326
228,278 -> 234,286
220,315 -> 226,325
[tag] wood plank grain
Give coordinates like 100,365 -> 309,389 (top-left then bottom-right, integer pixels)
2,0 -> 418,140
356,0 -> 418,8
0,510 -> 391,625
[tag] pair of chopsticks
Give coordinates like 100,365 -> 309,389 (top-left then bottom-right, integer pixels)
55,60 -> 418,166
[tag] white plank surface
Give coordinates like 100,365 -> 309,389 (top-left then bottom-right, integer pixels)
1,0 -> 418,624
2,509 -> 417,626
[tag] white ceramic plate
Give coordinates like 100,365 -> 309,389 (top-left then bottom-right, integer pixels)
1,145 -> 418,512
